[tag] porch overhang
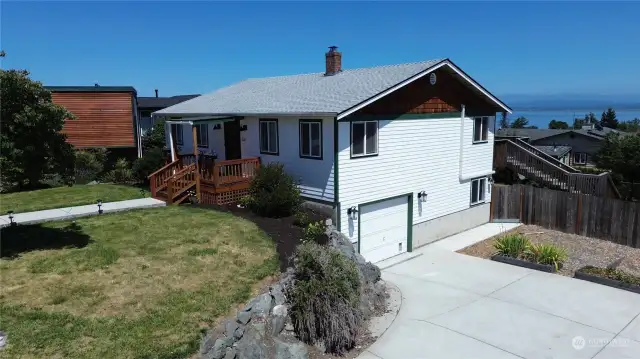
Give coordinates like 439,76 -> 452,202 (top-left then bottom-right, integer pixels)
162,115 -> 237,126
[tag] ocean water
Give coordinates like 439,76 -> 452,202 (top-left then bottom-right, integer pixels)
508,109 -> 640,129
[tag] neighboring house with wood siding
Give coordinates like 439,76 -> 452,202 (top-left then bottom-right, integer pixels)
153,47 -> 511,263
47,86 -> 141,157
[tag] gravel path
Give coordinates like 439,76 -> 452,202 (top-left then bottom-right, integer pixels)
458,225 -> 640,277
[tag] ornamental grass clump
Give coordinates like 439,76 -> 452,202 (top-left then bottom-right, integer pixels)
288,242 -> 362,355
493,233 -> 531,258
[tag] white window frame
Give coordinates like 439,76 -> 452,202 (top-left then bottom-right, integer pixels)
171,124 -> 183,145
299,120 -> 322,159
470,177 -> 487,205
351,120 -> 378,158
574,152 -> 588,165
473,116 -> 489,143
259,119 -> 279,155
196,124 -> 208,148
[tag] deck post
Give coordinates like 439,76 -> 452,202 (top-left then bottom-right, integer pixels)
192,125 -> 201,202
167,121 -> 176,162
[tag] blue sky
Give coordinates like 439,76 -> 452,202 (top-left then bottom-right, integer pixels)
2,1 -> 639,98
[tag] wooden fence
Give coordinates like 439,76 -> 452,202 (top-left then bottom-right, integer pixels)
491,185 -> 640,248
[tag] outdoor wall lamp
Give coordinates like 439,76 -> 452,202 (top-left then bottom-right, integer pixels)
417,191 -> 427,201
7,211 -> 15,226
97,200 -> 103,214
212,124 -> 222,130
347,206 -> 358,220
240,125 -> 248,132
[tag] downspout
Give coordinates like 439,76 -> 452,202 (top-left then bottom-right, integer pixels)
459,104 -> 495,182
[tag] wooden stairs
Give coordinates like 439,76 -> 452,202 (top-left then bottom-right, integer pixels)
494,138 -> 620,198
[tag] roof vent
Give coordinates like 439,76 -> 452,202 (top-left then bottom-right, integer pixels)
325,46 -> 342,76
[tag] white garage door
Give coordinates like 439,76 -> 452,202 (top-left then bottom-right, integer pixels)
359,196 -> 409,263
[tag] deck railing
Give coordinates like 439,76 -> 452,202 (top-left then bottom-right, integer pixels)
148,159 -> 182,198
201,157 -> 260,186
166,163 -> 197,204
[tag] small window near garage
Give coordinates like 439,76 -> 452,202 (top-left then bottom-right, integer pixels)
299,120 -> 322,159
473,117 -> 489,143
351,121 -> 378,157
196,124 -> 208,147
259,119 -> 279,155
470,177 -> 486,205
574,152 -> 588,165
171,124 -> 183,145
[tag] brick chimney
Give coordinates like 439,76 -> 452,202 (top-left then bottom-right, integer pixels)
325,46 -> 342,76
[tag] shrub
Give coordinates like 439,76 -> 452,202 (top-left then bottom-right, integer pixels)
102,158 -> 133,184
524,243 -> 568,271
132,148 -> 166,183
293,211 -> 310,227
581,266 -> 640,286
74,150 -> 105,184
493,233 -> 530,258
302,221 -> 326,243
288,242 -> 361,355
247,163 -> 301,217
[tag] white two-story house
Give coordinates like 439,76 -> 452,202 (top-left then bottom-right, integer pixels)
153,46 -> 512,263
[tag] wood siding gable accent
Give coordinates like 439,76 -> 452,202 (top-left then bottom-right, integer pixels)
53,92 -> 136,148
349,68 -> 497,118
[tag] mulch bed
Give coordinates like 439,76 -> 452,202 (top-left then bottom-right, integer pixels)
193,203 -> 326,271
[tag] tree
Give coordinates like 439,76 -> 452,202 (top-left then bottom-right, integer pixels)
585,112 -> 598,124
142,121 -> 167,151
499,112 -> 510,129
548,120 -> 569,129
0,69 -> 76,190
597,133 -> 640,183
618,118 -> 640,133
600,107 -> 618,129
510,116 -> 529,129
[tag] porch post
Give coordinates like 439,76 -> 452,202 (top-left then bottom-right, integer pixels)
167,120 -> 176,162
192,125 -> 202,202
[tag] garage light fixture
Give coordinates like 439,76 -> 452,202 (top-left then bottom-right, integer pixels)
417,191 -> 427,202
347,206 -> 358,220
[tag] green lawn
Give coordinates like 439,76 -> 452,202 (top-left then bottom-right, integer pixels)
0,206 -> 278,359
0,184 -> 149,213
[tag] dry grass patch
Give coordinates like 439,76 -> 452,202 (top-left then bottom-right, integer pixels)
0,206 -> 278,359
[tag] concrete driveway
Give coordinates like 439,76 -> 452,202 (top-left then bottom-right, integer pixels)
361,225 -> 640,359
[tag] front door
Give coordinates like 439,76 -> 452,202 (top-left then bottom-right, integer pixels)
224,119 -> 242,160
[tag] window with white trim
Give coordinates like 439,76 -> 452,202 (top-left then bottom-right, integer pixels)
171,124 -> 183,145
470,177 -> 486,205
574,152 -> 588,165
259,119 -> 279,155
299,120 -> 322,158
473,117 -> 489,143
196,124 -> 208,147
351,121 -> 378,157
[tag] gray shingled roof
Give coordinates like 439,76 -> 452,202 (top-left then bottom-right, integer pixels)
496,127 -> 627,142
154,59 -> 447,116
534,145 -> 572,157
138,94 -> 200,109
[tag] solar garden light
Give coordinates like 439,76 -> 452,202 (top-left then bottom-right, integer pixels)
7,211 -> 15,226
97,199 -> 103,214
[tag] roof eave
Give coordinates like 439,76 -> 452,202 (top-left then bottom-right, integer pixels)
152,111 -> 338,118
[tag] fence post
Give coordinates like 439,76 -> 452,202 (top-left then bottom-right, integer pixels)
519,186 -> 524,222
575,195 -> 582,234
489,185 -> 494,222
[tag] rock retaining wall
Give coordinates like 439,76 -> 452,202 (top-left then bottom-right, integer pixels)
198,225 -> 386,359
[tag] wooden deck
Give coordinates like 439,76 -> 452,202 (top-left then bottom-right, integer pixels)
149,156 -> 260,205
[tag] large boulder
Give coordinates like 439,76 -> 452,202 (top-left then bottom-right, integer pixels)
273,337 -> 308,359
235,324 -> 267,359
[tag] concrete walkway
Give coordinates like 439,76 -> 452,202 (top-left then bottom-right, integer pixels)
361,223 -> 640,359
0,198 -> 166,227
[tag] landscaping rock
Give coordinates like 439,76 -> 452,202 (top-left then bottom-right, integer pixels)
200,332 -> 217,355
233,327 -> 244,340
235,325 -> 266,359
270,284 -> 286,305
284,322 -> 294,332
248,293 -> 273,316
274,337 -> 308,359
224,347 -> 237,359
225,320 -> 240,338
236,311 -> 252,325
205,336 -> 234,359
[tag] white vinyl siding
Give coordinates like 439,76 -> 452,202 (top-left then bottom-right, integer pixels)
338,115 -> 494,243
259,119 -> 279,154
240,116 -> 334,202
473,116 -> 489,143
300,120 -> 322,158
